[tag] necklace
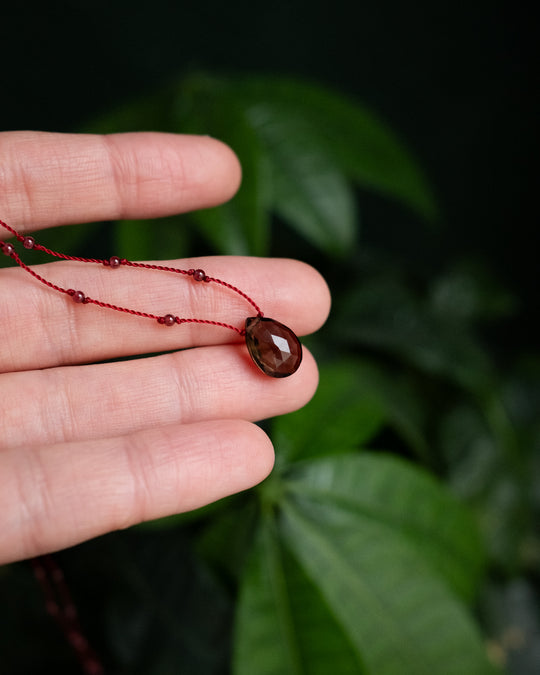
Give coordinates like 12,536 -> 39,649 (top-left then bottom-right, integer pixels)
0,219 -> 302,378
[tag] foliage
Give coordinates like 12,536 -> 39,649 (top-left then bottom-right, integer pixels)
85,72 -> 437,258
2,72 -> 539,674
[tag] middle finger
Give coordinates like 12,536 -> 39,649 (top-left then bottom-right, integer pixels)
1,255 -> 327,372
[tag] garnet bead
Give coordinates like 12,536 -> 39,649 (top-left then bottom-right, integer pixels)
23,236 -> 35,249
161,314 -> 176,326
109,256 -> 121,268
192,269 -> 207,282
71,290 -> 86,303
1,242 -> 15,256
245,316 -> 302,377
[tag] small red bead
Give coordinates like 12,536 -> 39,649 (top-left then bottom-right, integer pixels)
72,291 -> 86,303
1,242 -> 15,256
109,256 -> 121,267
192,269 -> 206,282
23,236 -> 35,249
161,314 -> 176,326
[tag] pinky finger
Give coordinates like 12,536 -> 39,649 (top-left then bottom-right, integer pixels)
1,419 -> 274,564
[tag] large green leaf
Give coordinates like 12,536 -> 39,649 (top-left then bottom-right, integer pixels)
243,101 -> 358,255
281,498 -> 496,675
233,514 -> 366,675
279,454 -> 494,674
181,80 -> 271,256
235,453 -> 495,675
285,453 -> 486,602
81,72 -> 436,256
233,76 -> 438,222
180,74 -> 357,256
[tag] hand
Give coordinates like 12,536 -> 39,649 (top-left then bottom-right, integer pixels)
0,131 -> 330,564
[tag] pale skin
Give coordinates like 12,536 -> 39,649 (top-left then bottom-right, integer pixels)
0,131 -> 331,565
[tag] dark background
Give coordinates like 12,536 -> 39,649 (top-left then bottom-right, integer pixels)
1,0 -> 538,350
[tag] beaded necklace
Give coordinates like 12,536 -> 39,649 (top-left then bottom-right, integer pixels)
0,219 -> 302,377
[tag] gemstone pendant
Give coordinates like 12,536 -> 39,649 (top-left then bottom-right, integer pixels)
245,316 -> 302,378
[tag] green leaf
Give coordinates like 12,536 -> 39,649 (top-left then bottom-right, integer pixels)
179,76 -> 271,256
243,100 -> 358,255
83,76 -> 271,257
273,363 -> 387,465
347,362 -> 431,462
333,277 -> 494,392
272,361 -> 430,465
233,514 -> 366,675
281,498 -> 496,675
80,72 -> 437,255
234,76 -> 438,222
285,453 -> 486,602
278,454 -> 496,674
235,453 -> 494,675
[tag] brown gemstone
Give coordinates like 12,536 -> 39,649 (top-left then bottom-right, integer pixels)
245,316 -> 302,378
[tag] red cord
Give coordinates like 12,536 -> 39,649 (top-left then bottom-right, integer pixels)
0,219 -> 264,334
31,555 -> 105,674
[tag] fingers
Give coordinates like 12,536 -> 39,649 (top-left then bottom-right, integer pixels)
0,256 -> 331,371
0,419 -> 274,564
0,131 -> 241,230
0,345 -> 319,450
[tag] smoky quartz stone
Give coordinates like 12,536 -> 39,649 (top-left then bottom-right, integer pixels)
245,316 -> 302,378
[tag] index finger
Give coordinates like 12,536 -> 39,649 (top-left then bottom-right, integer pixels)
0,131 -> 242,230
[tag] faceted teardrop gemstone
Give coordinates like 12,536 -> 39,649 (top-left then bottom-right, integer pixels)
245,316 -> 302,378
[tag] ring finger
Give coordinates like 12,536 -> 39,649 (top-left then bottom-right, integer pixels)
0,344 -> 319,450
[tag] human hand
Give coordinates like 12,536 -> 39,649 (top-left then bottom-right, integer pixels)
0,131 -> 330,564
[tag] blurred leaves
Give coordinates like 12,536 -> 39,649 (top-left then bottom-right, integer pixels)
103,531 -> 232,675
233,76 -> 439,222
429,261 -> 518,324
331,273 -> 495,393
86,72 -> 438,258
271,362 -> 387,465
482,579 -> 540,675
